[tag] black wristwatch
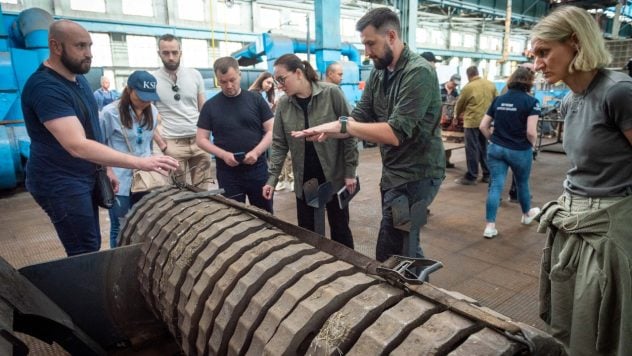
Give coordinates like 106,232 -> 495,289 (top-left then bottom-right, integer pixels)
339,116 -> 348,134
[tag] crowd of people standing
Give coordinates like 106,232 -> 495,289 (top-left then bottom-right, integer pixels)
19,6 -> 631,355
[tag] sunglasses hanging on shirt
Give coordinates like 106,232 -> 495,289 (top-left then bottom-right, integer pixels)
172,84 -> 180,101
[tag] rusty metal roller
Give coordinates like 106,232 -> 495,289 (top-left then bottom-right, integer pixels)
119,188 -> 563,356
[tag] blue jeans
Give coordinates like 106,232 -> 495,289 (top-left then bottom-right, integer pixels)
376,178 -> 442,261
486,143 -> 533,222
31,191 -> 101,256
217,160 -> 273,213
464,128 -> 489,181
109,192 -> 147,248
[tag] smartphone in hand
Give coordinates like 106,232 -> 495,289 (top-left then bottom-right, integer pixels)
234,152 -> 245,163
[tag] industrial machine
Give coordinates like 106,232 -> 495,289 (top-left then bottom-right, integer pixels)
232,32 -> 364,106
1,186 -> 566,355
0,7 -> 51,190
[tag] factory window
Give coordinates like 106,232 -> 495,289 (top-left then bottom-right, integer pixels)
510,39 -> 525,54
463,33 -> 476,49
416,28 -> 428,44
89,33 -> 113,67
127,35 -> 159,68
215,1 -> 241,25
287,12 -> 314,34
488,36 -> 501,51
179,0 -> 204,21
0,0 -> 18,4
450,32 -> 463,48
123,0 -> 153,17
70,0 -> 105,13
182,38 -> 210,69
218,41 -> 243,58
259,8 -> 281,30
341,18 -> 356,37
430,29 -> 445,47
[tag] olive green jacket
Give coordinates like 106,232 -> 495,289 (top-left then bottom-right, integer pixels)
352,45 -> 445,189
267,82 -> 358,199
454,76 -> 498,128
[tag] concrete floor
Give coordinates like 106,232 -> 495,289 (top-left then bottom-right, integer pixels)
0,140 -> 568,336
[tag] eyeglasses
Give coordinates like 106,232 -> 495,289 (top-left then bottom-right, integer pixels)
172,84 -> 180,101
136,126 -> 143,145
274,73 -> 291,86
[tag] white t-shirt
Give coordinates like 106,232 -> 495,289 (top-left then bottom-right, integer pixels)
152,66 -> 205,138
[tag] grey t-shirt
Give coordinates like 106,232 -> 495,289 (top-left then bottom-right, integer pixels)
152,66 -> 205,138
561,69 -> 632,197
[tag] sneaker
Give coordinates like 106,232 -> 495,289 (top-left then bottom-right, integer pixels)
454,177 -> 477,185
521,207 -> 541,225
483,227 -> 498,239
481,176 -> 490,184
275,181 -> 286,191
446,162 -> 455,168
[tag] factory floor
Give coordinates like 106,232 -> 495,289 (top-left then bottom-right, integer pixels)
0,140 -> 567,353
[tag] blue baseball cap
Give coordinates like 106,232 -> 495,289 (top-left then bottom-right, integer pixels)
127,70 -> 160,102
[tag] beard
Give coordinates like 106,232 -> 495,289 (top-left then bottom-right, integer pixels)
61,46 -> 91,74
372,44 -> 394,70
162,58 -> 180,71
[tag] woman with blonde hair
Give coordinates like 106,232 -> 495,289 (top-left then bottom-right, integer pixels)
531,6 -> 632,355
479,67 -> 540,239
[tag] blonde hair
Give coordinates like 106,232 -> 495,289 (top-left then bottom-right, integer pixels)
531,6 -> 611,73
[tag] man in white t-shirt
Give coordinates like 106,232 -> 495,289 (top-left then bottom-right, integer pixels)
152,34 -> 211,189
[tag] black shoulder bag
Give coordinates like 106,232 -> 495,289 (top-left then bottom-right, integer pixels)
65,80 -> 114,209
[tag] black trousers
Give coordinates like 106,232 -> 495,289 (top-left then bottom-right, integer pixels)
296,196 -> 354,249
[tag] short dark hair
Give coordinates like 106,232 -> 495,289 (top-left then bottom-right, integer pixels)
214,56 -> 239,75
466,66 -> 479,78
507,67 -> 535,92
356,7 -> 401,37
158,34 -> 180,46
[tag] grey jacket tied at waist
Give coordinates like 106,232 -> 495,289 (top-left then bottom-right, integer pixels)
537,194 -> 632,356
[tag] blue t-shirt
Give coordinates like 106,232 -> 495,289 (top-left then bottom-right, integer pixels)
486,89 -> 540,150
22,65 -> 102,196
197,90 -> 273,171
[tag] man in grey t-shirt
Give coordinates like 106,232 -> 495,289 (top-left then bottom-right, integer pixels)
152,34 -> 211,189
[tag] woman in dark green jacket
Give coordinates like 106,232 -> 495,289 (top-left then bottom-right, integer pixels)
262,54 -> 359,248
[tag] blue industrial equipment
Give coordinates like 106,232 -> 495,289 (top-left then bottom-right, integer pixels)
232,31 -> 363,105
0,6 -> 52,190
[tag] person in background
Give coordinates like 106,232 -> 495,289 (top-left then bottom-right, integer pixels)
249,71 -> 294,192
454,65 -> 498,185
152,34 -> 211,190
420,51 -> 437,64
479,67 -> 541,239
101,71 -> 161,248
262,54 -> 358,248
22,20 -> 178,256
292,8 -> 445,261
531,6 -> 632,355
197,57 -> 274,213
93,75 -> 119,112
324,61 -> 344,85
248,71 -> 276,110
440,73 -> 461,168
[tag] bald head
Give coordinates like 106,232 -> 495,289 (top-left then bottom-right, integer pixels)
49,20 -> 89,42
48,20 -> 93,75
325,62 -> 343,85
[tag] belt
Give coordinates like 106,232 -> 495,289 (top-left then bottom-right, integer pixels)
166,136 -> 196,144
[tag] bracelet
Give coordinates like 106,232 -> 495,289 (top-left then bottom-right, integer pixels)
339,116 -> 348,134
